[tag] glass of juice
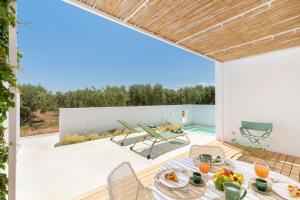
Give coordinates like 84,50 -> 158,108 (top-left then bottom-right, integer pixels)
199,159 -> 211,175
254,160 -> 269,179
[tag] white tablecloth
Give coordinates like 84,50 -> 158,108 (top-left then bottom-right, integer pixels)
152,158 -> 299,200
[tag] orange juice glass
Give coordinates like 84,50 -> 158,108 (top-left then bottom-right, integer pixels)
254,160 -> 269,179
199,160 -> 211,174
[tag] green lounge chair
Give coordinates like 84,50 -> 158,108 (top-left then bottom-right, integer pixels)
111,120 -> 144,146
130,124 -> 190,159
232,121 -> 272,160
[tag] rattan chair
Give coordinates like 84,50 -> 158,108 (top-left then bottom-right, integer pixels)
107,162 -> 153,200
189,145 -> 226,158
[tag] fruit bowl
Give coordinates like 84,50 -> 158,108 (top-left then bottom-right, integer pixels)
212,168 -> 244,191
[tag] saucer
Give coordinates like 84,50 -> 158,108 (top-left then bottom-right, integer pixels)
251,182 -> 273,195
189,177 -> 206,187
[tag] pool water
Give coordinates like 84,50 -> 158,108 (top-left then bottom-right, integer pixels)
183,125 -> 215,135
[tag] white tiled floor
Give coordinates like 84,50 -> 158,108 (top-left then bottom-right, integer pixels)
17,131 -> 215,200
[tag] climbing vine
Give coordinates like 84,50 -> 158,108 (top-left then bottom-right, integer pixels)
0,0 -> 18,198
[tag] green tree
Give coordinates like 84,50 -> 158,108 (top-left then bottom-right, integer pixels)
150,84 -> 166,105
19,84 -> 56,123
128,84 -> 144,106
20,83 -> 215,118
165,89 -> 177,105
102,86 -> 127,106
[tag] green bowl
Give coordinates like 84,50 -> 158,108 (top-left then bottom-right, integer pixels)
199,154 -> 212,162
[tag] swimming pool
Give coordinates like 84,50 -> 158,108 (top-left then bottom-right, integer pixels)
183,124 -> 215,135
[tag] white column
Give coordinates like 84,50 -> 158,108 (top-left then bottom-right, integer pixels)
215,61 -> 224,142
8,1 -> 19,200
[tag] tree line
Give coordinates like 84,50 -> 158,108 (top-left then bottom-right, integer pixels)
20,84 -> 215,122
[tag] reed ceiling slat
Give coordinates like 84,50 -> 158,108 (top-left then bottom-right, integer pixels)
95,0 -> 146,20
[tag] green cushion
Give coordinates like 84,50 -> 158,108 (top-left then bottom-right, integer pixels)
138,124 -> 187,140
159,131 -> 187,140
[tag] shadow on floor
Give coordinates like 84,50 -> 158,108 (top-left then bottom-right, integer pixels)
135,140 -> 189,159
112,135 -> 152,146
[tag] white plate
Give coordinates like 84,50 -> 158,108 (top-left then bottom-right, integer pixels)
272,183 -> 300,200
159,171 -> 189,189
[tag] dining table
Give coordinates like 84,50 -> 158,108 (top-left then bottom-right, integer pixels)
151,157 -> 300,200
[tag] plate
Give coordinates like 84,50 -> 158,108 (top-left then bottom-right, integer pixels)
189,177 -> 206,187
272,183 -> 300,200
251,182 -> 273,195
158,170 -> 189,189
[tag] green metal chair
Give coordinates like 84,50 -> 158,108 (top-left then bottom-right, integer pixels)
130,124 -> 190,159
232,121 -> 272,159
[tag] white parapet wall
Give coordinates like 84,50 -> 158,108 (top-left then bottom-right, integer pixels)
59,105 -> 215,141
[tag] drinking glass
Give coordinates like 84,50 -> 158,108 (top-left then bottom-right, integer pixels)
254,160 -> 269,179
199,159 -> 211,174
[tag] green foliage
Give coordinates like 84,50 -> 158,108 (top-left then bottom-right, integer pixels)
20,83 -> 215,119
20,84 -> 56,111
102,86 -> 127,107
0,0 -> 17,198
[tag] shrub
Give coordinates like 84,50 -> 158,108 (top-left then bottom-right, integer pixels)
60,131 -> 116,145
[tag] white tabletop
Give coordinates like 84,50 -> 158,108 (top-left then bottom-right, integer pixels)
152,157 -> 300,200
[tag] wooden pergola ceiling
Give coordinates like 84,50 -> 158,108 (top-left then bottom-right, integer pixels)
67,0 -> 300,62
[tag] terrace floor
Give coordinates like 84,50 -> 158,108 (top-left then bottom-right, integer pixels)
17,130 -> 216,200
72,140 -> 300,200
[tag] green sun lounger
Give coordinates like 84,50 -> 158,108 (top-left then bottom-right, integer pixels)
110,120 -> 144,146
130,124 -> 190,159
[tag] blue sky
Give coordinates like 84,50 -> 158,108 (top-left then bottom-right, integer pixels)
17,0 -> 215,92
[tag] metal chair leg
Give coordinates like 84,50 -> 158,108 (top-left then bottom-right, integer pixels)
130,135 -> 147,151
147,138 -> 158,159
184,135 -> 190,143
120,129 -> 130,146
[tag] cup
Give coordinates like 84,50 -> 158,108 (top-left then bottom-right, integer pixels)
254,160 -> 269,179
192,172 -> 202,184
199,159 -> 211,174
223,182 -> 247,200
199,154 -> 212,162
255,178 -> 268,192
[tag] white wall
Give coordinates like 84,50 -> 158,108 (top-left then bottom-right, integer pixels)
215,61 -> 224,141
190,105 -> 215,126
59,105 -> 215,140
221,46 -> 300,157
